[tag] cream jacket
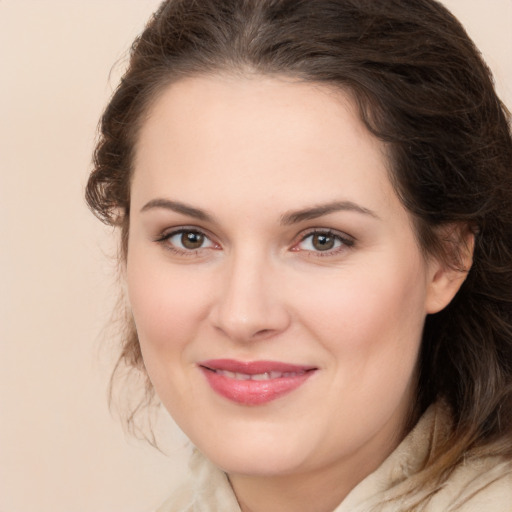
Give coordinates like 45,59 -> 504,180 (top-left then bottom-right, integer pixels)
157,404 -> 512,511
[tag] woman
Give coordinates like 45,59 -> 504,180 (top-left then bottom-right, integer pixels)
86,0 -> 512,510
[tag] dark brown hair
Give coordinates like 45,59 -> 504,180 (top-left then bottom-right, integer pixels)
86,0 -> 512,498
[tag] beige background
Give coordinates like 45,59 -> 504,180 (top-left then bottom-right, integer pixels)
1,1 -> 510,511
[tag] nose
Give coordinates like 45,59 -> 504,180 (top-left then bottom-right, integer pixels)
209,251 -> 291,343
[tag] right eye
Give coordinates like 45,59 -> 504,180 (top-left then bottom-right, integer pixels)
156,228 -> 219,254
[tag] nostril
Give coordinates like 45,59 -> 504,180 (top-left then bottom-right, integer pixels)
253,328 -> 273,338
208,279 -> 291,342
213,324 -> 276,341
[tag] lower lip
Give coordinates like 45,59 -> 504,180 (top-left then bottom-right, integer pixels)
199,367 -> 314,406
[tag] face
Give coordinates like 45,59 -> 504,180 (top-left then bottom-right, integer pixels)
127,75 -> 453,481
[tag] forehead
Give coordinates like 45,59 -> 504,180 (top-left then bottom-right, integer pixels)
132,74 -> 397,219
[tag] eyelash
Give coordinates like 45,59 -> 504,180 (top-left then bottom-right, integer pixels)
154,228 -> 219,256
293,229 -> 355,257
154,228 -> 355,257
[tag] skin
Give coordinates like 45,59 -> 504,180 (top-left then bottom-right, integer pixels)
126,75 -> 467,512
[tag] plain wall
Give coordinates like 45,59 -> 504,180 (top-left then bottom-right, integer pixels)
1,1 -> 510,511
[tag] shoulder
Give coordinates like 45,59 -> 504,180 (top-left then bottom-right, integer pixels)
337,404 -> 512,512
426,455 -> 512,511
155,450 -> 241,512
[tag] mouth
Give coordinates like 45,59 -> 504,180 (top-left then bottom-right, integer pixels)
207,369 -> 308,380
198,359 -> 317,406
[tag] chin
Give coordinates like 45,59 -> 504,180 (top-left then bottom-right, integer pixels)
189,426 -> 315,477
208,449 -> 308,477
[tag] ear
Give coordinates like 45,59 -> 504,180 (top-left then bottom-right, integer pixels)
425,223 -> 475,314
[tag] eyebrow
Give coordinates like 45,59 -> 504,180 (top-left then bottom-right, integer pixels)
280,201 -> 379,225
140,198 -> 378,224
140,199 -> 214,222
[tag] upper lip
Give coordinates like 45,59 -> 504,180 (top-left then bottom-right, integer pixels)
198,359 -> 317,374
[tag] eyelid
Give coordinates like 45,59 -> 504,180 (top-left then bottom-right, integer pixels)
291,228 -> 355,255
154,226 -> 221,254
153,225 -> 354,257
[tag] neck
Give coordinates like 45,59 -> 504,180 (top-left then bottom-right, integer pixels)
228,435 -> 400,512
229,468 -> 355,512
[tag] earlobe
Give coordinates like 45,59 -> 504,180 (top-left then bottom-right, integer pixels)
425,225 -> 475,314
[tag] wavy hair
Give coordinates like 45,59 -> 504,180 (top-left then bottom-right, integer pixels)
86,0 -> 512,499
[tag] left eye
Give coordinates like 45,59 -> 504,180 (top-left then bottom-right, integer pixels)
165,230 -> 215,250
295,232 -> 346,252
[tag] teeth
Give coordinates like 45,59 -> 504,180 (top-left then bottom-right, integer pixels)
252,372 -> 271,381
216,370 -> 305,380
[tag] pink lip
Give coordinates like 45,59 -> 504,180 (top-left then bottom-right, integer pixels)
198,359 -> 317,406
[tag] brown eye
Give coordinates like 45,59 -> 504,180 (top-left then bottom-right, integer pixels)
158,229 -> 217,254
294,231 -> 349,254
311,233 -> 335,251
181,231 -> 205,249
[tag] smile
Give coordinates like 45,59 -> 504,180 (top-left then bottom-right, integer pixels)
212,370 -> 308,380
198,359 -> 317,406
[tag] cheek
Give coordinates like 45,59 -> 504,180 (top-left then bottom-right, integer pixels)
126,250 -> 209,356
299,260 -> 427,435
296,258 -> 428,373
125,253 -> 212,411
